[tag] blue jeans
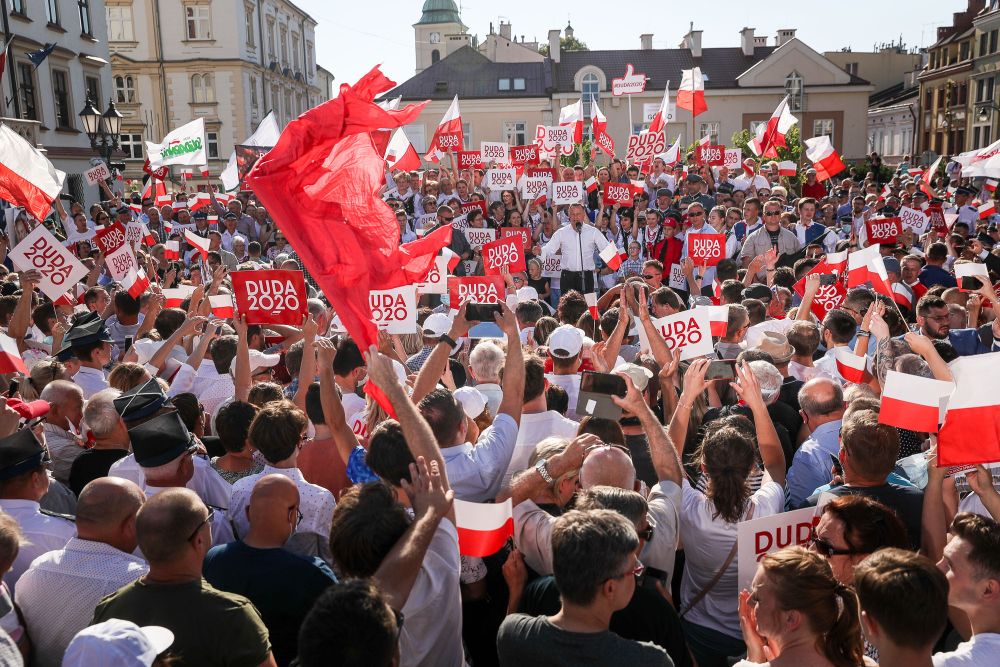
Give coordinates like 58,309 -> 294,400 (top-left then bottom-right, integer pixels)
680,618 -> 746,667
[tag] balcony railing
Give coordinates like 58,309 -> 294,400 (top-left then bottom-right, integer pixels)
0,117 -> 42,148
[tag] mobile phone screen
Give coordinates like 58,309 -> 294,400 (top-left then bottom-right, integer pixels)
580,371 -> 627,397
705,360 -> 736,381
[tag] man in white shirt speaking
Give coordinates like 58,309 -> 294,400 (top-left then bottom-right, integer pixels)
536,203 -> 615,295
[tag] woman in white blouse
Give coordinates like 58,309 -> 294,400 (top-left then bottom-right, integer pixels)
667,358 -> 787,667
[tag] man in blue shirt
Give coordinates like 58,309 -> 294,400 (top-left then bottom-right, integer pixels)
918,243 -> 957,289
786,378 -> 845,509
915,293 -> 1000,357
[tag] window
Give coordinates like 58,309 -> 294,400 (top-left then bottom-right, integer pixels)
633,122 -> 648,135
280,26 -> 288,65
107,6 -> 134,41
249,75 -> 259,114
185,5 -> 211,40
271,84 -> 280,115
961,41 -> 970,61
462,122 -> 471,150
245,5 -> 255,46
266,20 -> 275,58
52,70 -> 73,129
513,78 -> 525,91
78,0 -> 91,35
85,75 -> 100,104
306,42 -> 314,74
404,125 -> 426,153
813,119 -> 834,140
981,32 -> 987,56
992,29 -> 998,54
984,126 -> 993,148
10,0 -> 23,14
581,72 -> 599,118
292,34 -> 300,67
114,75 -> 135,103
191,74 -> 215,103
284,89 -> 292,122
498,78 -> 510,91
17,62 -> 37,120
45,0 -> 59,24
431,49 -> 440,64
206,131 -> 219,158
698,122 -> 720,144
502,121 -> 526,146
785,71 -> 803,111
120,133 -> 143,159
845,62 -> 858,76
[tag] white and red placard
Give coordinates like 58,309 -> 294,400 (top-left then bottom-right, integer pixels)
737,507 -> 820,590
611,63 -> 647,96
668,263 -> 687,290
865,217 -> 902,244
552,181 -> 585,206
956,262 -> 990,292
510,144 -> 539,165
447,276 -> 505,306
898,206 -> 929,235
603,182 -> 634,207
522,176 -> 551,202
230,270 -> 308,326
482,236 -> 526,275
93,222 -> 128,257
647,309 -> 714,360
794,274 -> 846,320
485,168 -> 516,190
9,225 -> 89,301
369,285 -> 418,334
84,161 -> 111,186
539,126 -> 573,149
414,254 -> 450,295
625,131 -> 666,164
464,227 -> 496,248
724,148 -> 743,171
696,144 -> 726,167
460,201 -> 488,217
688,234 -> 726,266
457,150 -> 483,170
540,253 -> 561,278
480,142 -> 509,164
499,227 -> 531,250
105,245 -> 140,282
124,221 -> 145,247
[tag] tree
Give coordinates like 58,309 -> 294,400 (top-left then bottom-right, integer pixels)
539,35 -> 589,57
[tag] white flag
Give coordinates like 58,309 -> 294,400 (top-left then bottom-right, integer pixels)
145,117 -> 208,168
220,111 -> 280,192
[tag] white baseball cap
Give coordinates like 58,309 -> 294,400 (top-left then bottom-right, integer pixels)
230,348 -> 281,375
63,619 -> 174,667
453,386 -> 487,419
515,286 -> 539,302
422,313 -> 453,337
547,324 -> 585,359
612,362 -> 654,392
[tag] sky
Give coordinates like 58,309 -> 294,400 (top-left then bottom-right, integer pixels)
298,0 -> 965,90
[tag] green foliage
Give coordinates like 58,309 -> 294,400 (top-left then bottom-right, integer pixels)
559,139 -> 593,168
539,35 -> 589,57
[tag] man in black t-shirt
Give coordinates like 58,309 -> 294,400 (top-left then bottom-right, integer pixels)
69,389 -> 130,497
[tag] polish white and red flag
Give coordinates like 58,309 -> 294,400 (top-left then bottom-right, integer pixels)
184,229 -> 211,261
892,282 -> 914,309
0,124 -> 66,222
591,103 -> 615,157
698,134 -> 711,147
181,168 -> 193,180
122,267 -> 151,300
676,68 -> 707,117
585,176 -> 599,193
647,82 -> 671,134
804,135 -> 846,182
162,286 -> 196,308
701,305 -> 730,337
777,161 -> 797,177
823,249 -> 849,274
164,240 -> 180,260
749,96 -> 797,159
424,95 -> 463,162
833,347 -> 870,384
599,244 -> 627,271
141,178 -> 166,204
658,135 -> 683,165
559,99 -> 584,144
876,183 -> 892,206
384,128 -> 421,172
442,246 -> 460,272
938,351 -> 1000,465
846,244 -> 892,297
979,200 -> 996,219
141,223 -> 156,247
919,156 -> 942,199
187,192 -> 212,212
585,292 -> 599,319
0,333 -> 27,375
199,165 -> 210,177
985,179 -> 998,193
54,284 -> 87,307
454,498 -> 513,557
209,293 -> 235,318
879,370 -> 954,433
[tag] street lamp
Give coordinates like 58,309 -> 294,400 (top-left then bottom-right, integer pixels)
976,102 -> 1000,124
78,95 -> 125,177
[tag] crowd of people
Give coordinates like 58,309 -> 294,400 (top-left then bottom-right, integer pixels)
0,142 -> 995,667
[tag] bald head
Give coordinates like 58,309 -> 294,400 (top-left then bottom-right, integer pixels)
798,376 -> 845,421
246,474 -> 300,547
76,477 -> 144,527
136,488 -> 206,564
580,446 -> 636,491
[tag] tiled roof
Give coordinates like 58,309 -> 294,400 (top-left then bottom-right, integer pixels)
384,46 -> 552,100
869,82 -> 919,108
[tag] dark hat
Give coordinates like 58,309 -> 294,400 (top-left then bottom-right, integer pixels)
912,189 -> 928,198
955,186 -> 976,196
128,411 -> 195,468
114,378 -> 171,423
0,429 -> 46,481
742,283 -> 773,302
57,312 -> 113,361
655,188 -> 672,199
223,212 -> 238,220
883,256 -> 902,275
717,182 -> 735,195
687,174 -> 704,184
192,210 -> 208,220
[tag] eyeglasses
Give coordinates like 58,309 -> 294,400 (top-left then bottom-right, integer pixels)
637,524 -> 654,542
641,274 -> 656,280
764,211 -> 782,217
688,211 -> 704,217
809,526 -> 859,557
289,506 -> 304,526
440,216 -> 454,222
187,506 -> 215,542
610,559 -> 645,580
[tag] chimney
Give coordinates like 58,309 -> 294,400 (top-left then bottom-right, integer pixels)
686,28 -> 703,58
740,27 -> 755,56
754,36 -> 767,47
548,29 -> 561,63
640,33 -> 653,50
775,28 -> 796,47
499,21 -> 512,41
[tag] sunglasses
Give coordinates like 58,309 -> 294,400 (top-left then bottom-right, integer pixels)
440,216 -> 454,222
764,211 -> 782,216
187,506 -> 215,542
688,211 -> 704,217
809,526 -> 859,557
641,274 -> 656,280
610,559 -> 645,581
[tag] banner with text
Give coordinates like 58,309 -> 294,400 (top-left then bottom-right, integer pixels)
231,270 -> 308,325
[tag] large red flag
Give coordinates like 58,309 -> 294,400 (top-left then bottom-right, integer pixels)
244,65 -> 449,359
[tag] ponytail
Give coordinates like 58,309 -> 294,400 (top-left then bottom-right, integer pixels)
698,424 -> 755,523
821,582 -> 864,667
707,467 -> 750,523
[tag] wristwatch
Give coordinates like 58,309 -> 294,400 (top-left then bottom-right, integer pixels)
439,334 -> 457,349
535,458 -> 554,484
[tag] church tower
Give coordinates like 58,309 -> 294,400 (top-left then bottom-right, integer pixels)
414,0 -> 466,73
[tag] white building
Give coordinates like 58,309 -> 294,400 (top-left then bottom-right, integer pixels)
108,0 -> 328,184
1,0 -> 114,205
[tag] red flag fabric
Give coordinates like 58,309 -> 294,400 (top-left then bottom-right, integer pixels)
244,65 -> 450,378
804,136 -> 846,182
122,267 -> 150,300
454,498 -> 513,556
879,371 -> 953,434
0,333 -> 27,375
676,68 -> 707,117
938,352 -> 1000,466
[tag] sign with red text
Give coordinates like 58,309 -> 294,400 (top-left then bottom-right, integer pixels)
414,254 -> 450,295
668,263 -> 687,290
485,168 -> 517,190
464,227 -> 496,248
526,167 -> 558,181
611,64 -> 647,96
457,150 -> 483,169
865,217 -> 902,244
737,507 -> 820,590
9,225 -> 89,301
603,182 -> 634,206
522,176 -> 551,202
724,148 -> 743,170
105,245 -> 140,282
540,253 -> 561,278
688,234 -> 726,266
696,144 -> 726,166
231,270 -> 308,325
460,201 -> 488,217
500,227 -> 531,250
536,125 -> 574,155
649,309 -> 714,360
84,161 -> 111,186
794,273 -> 846,320
480,142 -> 509,164
125,222 -> 144,247
93,222 -> 128,257
511,145 -> 539,165
927,205 -> 948,236
552,181 -> 585,206
626,131 -> 666,164
482,236 -> 526,275
448,276 -> 505,306
369,285 -> 417,333
899,206 -> 929,236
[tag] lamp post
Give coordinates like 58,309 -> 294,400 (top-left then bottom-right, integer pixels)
78,95 -> 125,185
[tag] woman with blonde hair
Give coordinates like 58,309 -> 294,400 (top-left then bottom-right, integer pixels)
19,359 -> 70,400
107,363 -> 152,393
737,546 -> 865,667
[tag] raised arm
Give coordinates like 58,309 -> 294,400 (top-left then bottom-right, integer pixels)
731,361 -> 785,486
233,314 -> 251,402
494,302 -> 525,424
315,338 -> 361,465
292,315 -> 318,410
668,358 -> 709,463
613,376 -> 682,486
904,332 -> 953,382
411,304 -> 471,404
7,271 -> 40,347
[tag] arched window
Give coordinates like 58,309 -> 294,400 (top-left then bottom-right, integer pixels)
431,49 -> 440,64
581,72 -> 600,116
785,71 -> 803,111
192,73 -> 215,104
114,75 -> 135,103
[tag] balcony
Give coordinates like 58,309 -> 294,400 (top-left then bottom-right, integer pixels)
0,117 -> 42,148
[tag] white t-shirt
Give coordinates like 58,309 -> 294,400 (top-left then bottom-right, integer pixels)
933,633 -> 1000,666
544,373 -> 582,420
340,390 -> 366,421
502,410 -> 579,490
679,478 -> 785,639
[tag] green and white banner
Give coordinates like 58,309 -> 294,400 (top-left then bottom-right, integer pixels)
146,117 -> 207,168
